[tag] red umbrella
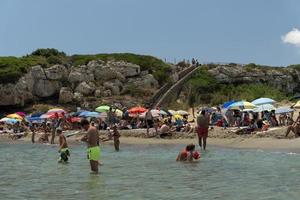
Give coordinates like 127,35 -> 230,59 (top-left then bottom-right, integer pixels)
16,112 -> 26,117
128,106 -> 147,114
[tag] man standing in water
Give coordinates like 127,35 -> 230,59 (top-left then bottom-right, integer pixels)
196,110 -> 210,150
80,119 -> 100,174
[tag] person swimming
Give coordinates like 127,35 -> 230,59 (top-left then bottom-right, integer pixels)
56,127 -> 70,163
176,144 -> 200,162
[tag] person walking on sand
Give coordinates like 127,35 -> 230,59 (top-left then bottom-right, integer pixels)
196,110 -> 210,150
103,125 -> 121,151
145,108 -> 154,136
80,119 -> 101,174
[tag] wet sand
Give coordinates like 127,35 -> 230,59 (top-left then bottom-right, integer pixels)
1,126 -> 300,152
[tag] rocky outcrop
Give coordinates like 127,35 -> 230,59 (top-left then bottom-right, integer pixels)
75,82 -> 96,96
58,87 -> 74,104
208,65 -> 300,93
0,59 -> 161,106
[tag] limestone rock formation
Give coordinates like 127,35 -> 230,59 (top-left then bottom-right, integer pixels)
59,87 -> 74,104
75,82 -> 95,96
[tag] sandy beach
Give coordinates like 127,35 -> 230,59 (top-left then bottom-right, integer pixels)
2,126 -> 300,152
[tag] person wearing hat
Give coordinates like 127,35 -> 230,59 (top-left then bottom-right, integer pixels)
56,127 -> 70,163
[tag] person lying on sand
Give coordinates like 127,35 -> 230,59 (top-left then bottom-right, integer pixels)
176,144 -> 200,162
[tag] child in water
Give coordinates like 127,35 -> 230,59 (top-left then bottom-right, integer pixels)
56,127 -> 70,163
176,144 -> 200,162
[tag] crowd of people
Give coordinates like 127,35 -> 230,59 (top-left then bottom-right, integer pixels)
1,102 -> 300,173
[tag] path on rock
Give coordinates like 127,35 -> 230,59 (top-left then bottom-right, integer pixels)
149,65 -> 200,108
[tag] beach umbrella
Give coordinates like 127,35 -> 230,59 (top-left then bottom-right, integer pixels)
159,110 -> 168,115
6,114 -> 23,120
168,110 -> 177,115
253,104 -> 276,112
292,100 -> 300,109
228,101 -> 256,110
275,107 -> 294,114
95,105 -> 110,112
47,108 -> 66,114
128,106 -> 147,114
223,100 -> 236,108
251,98 -> 275,105
0,117 -> 20,124
201,107 -> 217,113
31,112 -> 44,117
176,110 -> 189,115
79,111 -> 100,118
41,113 -> 64,119
16,112 -> 26,117
139,110 -> 160,118
174,114 -> 183,119
114,109 -> 123,117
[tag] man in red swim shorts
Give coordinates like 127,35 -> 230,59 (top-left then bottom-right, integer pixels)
196,110 -> 210,150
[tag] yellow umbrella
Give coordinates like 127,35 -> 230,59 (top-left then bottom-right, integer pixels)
114,109 -> 123,117
292,100 -> 300,109
174,114 -> 183,119
168,110 -> 177,115
7,114 -> 23,120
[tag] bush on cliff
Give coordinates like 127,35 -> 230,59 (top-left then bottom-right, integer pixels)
0,49 -> 171,85
185,66 -> 286,106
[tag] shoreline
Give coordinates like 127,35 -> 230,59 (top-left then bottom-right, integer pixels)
2,133 -> 300,152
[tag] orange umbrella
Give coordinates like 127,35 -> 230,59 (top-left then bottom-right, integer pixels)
128,106 -> 147,114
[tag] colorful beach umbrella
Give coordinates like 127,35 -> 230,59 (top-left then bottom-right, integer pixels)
223,100 -> 236,108
275,107 -> 294,114
128,106 -> 147,114
95,105 -> 110,112
292,100 -> 300,109
168,110 -> 177,115
0,117 -> 20,124
6,114 -> 23,120
174,114 -> 183,119
139,109 -> 162,118
228,101 -> 256,110
176,110 -> 189,116
251,98 -> 275,105
47,108 -> 66,114
253,104 -> 276,112
16,112 -> 26,117
79,111 -> 100,118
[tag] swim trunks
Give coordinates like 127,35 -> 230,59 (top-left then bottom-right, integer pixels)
59,148 -> 70,162
87,146 -> 100,161
197,127 -> 208,138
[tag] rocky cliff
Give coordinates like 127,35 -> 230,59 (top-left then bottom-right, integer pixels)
0,60 -> 160,107
207,64 -> 300,94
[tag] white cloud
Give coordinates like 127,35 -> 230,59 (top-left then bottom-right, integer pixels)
282,28 -> 300,47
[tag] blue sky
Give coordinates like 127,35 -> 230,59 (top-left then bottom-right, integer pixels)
1,0 -> 300,66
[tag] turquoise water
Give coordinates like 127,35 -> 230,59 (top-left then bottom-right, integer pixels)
0,143 -> 300,200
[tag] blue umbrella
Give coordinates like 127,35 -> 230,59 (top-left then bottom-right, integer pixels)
223,100 -> 236,109
275,107 -> 294,114
252,98 -> 275,105
79,111 -> 100,118
0,118 -> 19,124
26,116 -> 44,122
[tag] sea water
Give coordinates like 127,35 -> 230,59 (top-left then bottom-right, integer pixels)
0,142 -> 300,200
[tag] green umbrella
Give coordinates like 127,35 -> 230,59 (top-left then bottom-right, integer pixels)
95,105 -> 110,112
